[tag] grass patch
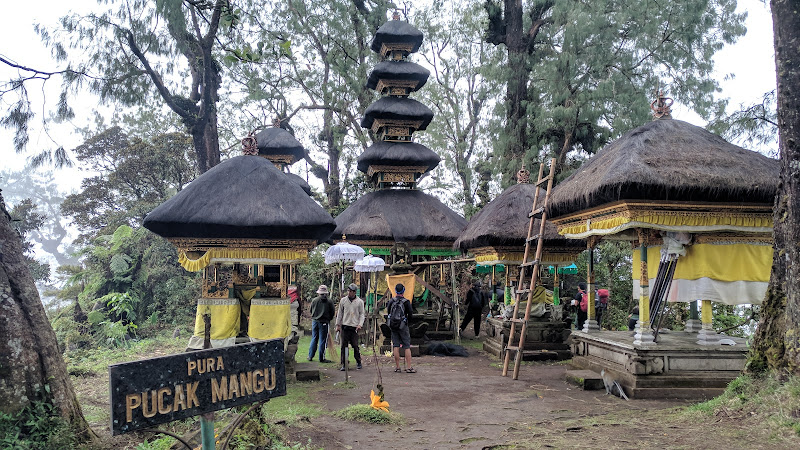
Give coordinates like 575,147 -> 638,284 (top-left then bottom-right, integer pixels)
295,333 -> 378,365
64,332 -> 186,374
334,404 -> 403,425
260,382 -> 325,424
685,373 -> 800,437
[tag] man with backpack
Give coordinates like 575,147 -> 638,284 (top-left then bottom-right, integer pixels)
572,282 -> 588,331
460,281 -> 486,337
387,283 -> 415,373
595,288 -> 610,327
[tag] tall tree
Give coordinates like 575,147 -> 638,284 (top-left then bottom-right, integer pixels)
0,192 -> 95,442
484,0 -> 746,182
1,167 -> 77,267
750,0 -> 800,375
61,126 -> 196,241
33,0 -> 238,173
232,0 -> 391,211
416,0 -> 505,217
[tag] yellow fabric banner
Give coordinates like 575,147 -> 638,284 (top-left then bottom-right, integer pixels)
178,248 -> 308,272
560,213 -> 773,236
248,299 -> 291,340
632,243 -> 772,282
387,274 -> 415,300
193,298 -> 241,341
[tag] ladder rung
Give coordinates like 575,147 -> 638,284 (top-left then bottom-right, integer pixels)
526,234 -> 541,242
520,260 -> 540,268
535,176 -> 551,186
516,288 -> 530,295
528,207 -> 545,218
509,318 -> 526,324
505,346 -> 520,352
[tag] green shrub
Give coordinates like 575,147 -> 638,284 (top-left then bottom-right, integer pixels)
0,394 -> 77,449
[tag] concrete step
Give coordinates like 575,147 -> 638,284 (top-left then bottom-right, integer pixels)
565,369 -> 605,390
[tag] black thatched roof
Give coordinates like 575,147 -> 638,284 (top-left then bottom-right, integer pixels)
454,183 -> 584,251
361,97 -> 434,130
143,156 -> 335,243
255,127 -> 305,163
370,19 -> 423,53
366,61 -> 430,91
548,118 -> 781,218
357,141 -> 440,173
286,172 -> 312,196
333,189 -> 467,243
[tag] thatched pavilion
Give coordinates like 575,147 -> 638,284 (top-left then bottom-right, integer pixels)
546,96 -> 779,398
454,166 -> 585,359
144,128 -> 335,350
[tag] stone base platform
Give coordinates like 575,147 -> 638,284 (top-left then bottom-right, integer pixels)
565,369 -> 604,390
482,317 -> 572,361
569,330 -> 747,399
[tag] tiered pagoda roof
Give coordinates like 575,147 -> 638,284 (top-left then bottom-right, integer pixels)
333,11 -> 465,252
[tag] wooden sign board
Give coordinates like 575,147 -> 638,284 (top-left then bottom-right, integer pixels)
109,339 -> 286,435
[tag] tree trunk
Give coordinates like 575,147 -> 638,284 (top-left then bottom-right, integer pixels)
0,194 -> 95,441
750,0 -> 800,375
501,0 -> 530,185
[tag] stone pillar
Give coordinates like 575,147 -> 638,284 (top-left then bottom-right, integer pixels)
685,300 -> 702,332
583,246 -> 600,332
696,299 -> 718,345
634,231 -> 655,345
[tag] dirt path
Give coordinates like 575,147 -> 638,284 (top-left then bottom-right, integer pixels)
282,345 -> 798,449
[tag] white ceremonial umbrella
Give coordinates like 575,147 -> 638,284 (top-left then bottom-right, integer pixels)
324,238 -> 365,297
353,254 -> 386,273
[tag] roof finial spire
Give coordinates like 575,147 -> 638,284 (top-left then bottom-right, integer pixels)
241,131 -> 258,156
650,91 -> 673,119
516,164 -> 530,184
392,9 -> 400,20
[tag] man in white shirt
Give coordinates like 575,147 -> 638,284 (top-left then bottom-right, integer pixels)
336,283 -> 366,371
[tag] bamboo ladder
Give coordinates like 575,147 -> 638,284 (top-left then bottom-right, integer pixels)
502,158 -> 557,380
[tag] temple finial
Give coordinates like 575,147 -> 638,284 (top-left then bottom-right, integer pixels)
651,91 -> 673,119
241,131 -> 258,156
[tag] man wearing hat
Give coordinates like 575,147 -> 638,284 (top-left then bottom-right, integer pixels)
308,285 -> 335,363
336,283 -> 366,371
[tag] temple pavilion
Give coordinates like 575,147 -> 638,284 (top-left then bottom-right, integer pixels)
454,166 -> 585,359
546,96 -> 780,398
333,12 -> 467,316
143,126 -> 336,351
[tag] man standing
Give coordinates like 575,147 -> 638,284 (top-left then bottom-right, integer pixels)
308,285 -> 334,363
572,282 -> 588,330
336,283 -> 366,371
460,281 -> 486,338
388,283 -> 415,373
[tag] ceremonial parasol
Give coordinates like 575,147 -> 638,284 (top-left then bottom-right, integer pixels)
324,236 -> 365,297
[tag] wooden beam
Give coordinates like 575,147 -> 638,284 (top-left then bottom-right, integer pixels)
414,274 -> 453,307
411,258 -> 475,266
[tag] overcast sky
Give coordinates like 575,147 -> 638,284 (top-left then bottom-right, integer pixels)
0,0 -> 777,190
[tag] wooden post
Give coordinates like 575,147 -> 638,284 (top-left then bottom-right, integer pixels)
553,265 -> 560,305
451,262 -> 460,344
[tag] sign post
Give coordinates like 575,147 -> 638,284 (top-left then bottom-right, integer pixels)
109,339 -> 286,440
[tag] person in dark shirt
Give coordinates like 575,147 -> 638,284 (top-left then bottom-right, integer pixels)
307,285 -> 335,363
387,283 -> 415,373
460,281 -> 486,337
572,282 -> 588,330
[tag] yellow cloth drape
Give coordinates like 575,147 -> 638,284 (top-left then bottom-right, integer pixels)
387,274 -> 415,300
193,298 -> 241,341
248,298 -> 291,340
178,248 -> 308,272
632,243 -> 772,282
560,213 -> 773,236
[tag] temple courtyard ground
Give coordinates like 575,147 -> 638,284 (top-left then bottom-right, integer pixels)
73,333 -> 800,449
